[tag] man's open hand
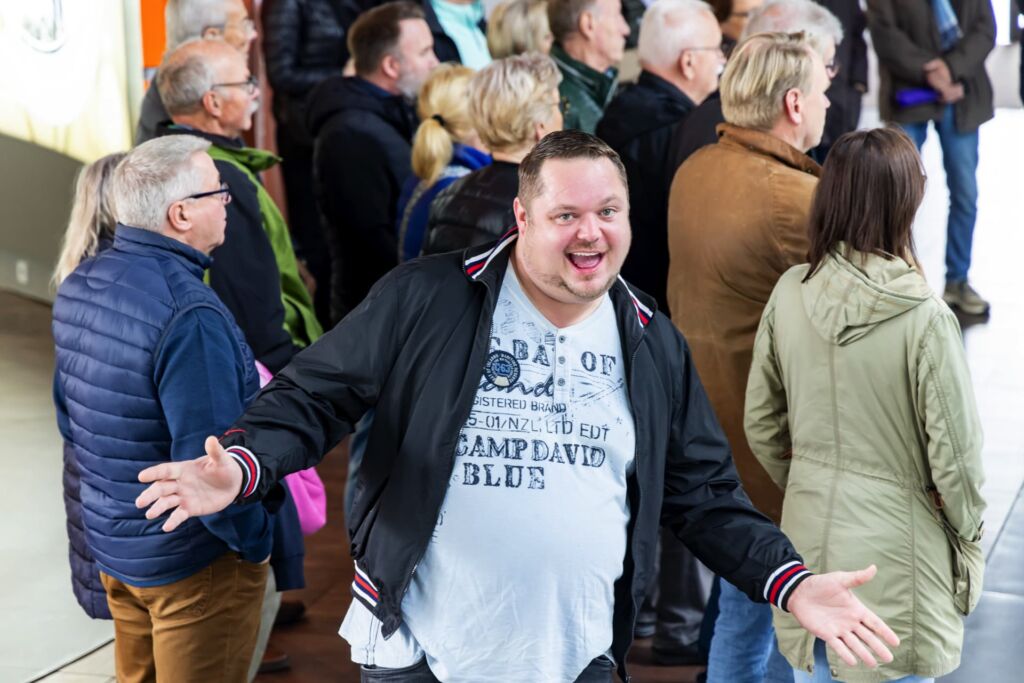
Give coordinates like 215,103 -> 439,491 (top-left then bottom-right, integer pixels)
787,565 -> 900,668
136,436 -> 243,532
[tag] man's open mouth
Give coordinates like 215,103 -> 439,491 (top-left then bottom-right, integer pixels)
566,252 -> 604,271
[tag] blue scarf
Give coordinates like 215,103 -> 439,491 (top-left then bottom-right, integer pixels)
932,0 -> 962,52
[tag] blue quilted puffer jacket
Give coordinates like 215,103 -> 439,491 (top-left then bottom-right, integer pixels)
52,225 -> 273,587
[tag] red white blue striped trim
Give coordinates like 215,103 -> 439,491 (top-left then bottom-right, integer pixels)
617,276 -> 652,327
351,562 -> 380,608
225,445 -> 261,498
464,227 -> 519,278
764,560 -> 812,612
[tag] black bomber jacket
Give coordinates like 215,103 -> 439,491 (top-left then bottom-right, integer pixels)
221,230 -> 810,680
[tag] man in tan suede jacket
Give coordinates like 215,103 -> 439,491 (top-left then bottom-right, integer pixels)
666,31 -> 829,682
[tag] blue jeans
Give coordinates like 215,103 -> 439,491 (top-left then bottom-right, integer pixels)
793,639 -> 932,683
899,105 -> 980,282
706,579 -> 793,683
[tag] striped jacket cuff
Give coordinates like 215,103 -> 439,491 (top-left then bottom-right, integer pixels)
764,560 -> 813,612
351,562 -> 381,610
225,445 -> 261,499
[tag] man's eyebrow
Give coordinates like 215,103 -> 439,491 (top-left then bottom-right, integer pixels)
548,197 -> 622,212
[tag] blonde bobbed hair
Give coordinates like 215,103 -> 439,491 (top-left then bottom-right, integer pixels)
487,0 -> 552,59
411,63 -> 477,185
469,53 -> 562,155
53,152 -> 127,287
720,31 -> 816,132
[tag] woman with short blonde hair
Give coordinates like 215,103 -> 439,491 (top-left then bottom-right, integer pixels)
397,63 -> 491,261
421,52 -> 562,255
53,152 -> 125,287
486,0 -> 553,58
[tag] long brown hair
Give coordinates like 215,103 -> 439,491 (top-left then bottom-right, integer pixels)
804,127 -> 925,280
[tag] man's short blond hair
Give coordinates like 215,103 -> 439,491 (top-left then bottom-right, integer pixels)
720,31 -> 815,132
469,53 -> 562,154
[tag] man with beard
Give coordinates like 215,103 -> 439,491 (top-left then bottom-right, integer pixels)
306,1 -> 440,322
136,131 -> 899,683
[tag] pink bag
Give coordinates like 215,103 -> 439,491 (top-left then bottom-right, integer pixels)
255,361 -> 328,536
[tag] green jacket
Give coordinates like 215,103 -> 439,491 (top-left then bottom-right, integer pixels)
207,144 -> 323,349
551,43 -> 617,134
745,249 -> 985,682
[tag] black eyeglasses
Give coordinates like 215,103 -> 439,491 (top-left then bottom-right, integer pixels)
212,75 -> 258,95
183,181 -> 232,205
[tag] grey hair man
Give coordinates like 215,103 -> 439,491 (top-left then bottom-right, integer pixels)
52,135 -> 272,682
136,0 -> 258,144
666,0 -> 842,172
667,31 -> 831,681
548,0 -> 631,132
156,38 -> 322,383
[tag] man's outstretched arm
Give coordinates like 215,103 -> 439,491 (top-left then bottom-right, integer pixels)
137,268 -> 408,528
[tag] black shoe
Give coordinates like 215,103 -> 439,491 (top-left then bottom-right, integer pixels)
274,599 -> 307,627
257,646 -> 291,674
651,643 -> 706,667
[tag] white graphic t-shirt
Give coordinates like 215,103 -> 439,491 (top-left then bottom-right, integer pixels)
340,264 -> 636,681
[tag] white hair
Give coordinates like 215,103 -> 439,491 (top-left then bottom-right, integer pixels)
165,0 -> 232,48
637,0 -> 716,70
743,0 -> 843,57
157,38 -> 221,116
111,136 -> 211,232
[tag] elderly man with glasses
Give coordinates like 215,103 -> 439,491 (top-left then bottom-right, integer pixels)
136,0 -> 259,144
52,135 -> 273,683
156,38 -> 323,377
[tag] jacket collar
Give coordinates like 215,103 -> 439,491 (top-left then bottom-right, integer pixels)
160,123 -> 281,173
451,142 -> 491,171
637,70 -> 696,110
716,123 -> 821,176
462,227 -> 654,330
113,224 -> 212,276
551,43 -> 618,104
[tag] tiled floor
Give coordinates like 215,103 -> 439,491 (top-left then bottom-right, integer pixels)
7,108 -> 1024,683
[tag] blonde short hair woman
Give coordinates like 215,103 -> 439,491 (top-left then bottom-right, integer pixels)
487,0 -> 553,58
53,152 -> 126,287
398,63 -> 491,261
421,52 -> 562,255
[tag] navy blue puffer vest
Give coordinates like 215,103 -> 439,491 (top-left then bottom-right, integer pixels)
52,226 -> 270,586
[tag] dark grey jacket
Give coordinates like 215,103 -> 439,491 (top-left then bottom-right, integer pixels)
867,0 -> 995,132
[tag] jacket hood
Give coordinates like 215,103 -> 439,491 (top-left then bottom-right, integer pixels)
306,75 -> 415,137
801,246 -> 932,346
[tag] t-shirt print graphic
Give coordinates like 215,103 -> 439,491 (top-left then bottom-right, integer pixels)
453,276 -> 632,495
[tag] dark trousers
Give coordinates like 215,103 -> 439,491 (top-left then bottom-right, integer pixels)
360,656 -> 615,682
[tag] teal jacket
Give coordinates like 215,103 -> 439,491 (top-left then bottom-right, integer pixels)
551,43 -> 618,134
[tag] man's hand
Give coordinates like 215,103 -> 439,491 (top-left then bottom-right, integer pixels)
923,58 -> 953,89
940,83 -> 965,104
136,436 -> 243,532
787,565 -> 900,668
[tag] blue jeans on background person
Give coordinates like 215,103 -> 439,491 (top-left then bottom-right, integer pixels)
898,105 -> 980,283
793,639 -> 933,683
706,579 -> 793,683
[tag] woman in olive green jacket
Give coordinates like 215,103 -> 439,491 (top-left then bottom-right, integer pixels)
744,128 -> 985,683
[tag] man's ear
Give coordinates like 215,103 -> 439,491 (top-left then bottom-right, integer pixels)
783,88 -> 803,126
167,200 -> 192,236
578,10 -> 596,41
380,54 -> 401,82
201,26 -> 223,40
678,51 -> 694,80
201,89 -> 221,119
513,196 -> 529,231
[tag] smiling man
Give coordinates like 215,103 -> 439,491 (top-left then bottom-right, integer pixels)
135,130 -> 899,683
